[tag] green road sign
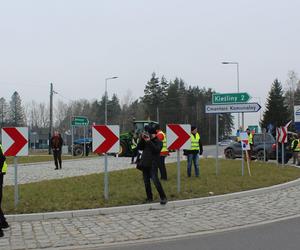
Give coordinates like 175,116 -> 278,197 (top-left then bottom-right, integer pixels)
72,116 -> 89,126
212,92 -> 250,104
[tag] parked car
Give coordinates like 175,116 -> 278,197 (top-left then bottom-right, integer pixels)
224,133 -> 293,163
218,139 -> 234,146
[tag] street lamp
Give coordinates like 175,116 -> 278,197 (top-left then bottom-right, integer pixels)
103,76 -> 118,200
105,76 -> 118,125
222,61 -> 240,129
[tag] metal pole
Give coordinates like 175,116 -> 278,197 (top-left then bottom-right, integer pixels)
282,143 -> 284,167
263,129 -> 266,162
103,76 -> 117,200
177,150 -> 180,193
14,156 -> 18,207
49,83 -> 53,155
104,78 -> 108,200
83,126 -> 86,157
216,114 -> 219,175
236,63 -> 240,129
276,128 -> 278,166
242,113 -> 245,176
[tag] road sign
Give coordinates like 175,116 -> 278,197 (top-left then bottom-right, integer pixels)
277,126 -> 287,143
72,116 -> 89,126
212,92 -> 250,104
294,105 -> 300,122
205,103 -> 261,114
166,124 -> 191,150
92,125 -> 119,154
1,127 -> 28,156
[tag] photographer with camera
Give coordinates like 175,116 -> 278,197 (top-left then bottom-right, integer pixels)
137,125 -> 167,205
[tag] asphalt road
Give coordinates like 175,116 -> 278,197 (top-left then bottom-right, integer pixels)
97,216 -> 300,250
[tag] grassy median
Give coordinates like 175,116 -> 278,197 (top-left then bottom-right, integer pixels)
3,158 -> 300,214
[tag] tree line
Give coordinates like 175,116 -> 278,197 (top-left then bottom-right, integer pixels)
3,71 -> 299,145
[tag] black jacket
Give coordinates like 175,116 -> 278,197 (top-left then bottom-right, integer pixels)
137,136 -> 162,169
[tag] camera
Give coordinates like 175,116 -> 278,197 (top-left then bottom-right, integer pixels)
142,132 -> 150,139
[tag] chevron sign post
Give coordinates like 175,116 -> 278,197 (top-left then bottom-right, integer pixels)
92,125 -> 119,200
167,124 -> 191,193
1,127 -> 28,207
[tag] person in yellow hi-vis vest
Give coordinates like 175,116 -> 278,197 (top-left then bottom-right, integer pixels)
246,128 -> 254,160
0,144 -> 9,237
155,124 -> 169,180
291,135 -> 299,165
184,126 -> 203,177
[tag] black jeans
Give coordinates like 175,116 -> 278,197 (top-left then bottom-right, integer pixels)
158,156 -> 167,180
0,174 -> 6,225
53,150 -> 62,169
142,166 -> 166,200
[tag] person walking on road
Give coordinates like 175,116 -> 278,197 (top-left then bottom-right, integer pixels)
0,143 -> 9,237
155,124 -> 169,180
51,131 -> 64,170
184,126 -> 203,177
137,126 -> 167,205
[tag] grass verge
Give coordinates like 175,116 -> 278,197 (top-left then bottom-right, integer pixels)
3,159 -> 300,214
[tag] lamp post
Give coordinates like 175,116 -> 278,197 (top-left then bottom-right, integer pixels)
104,76 -> 118,200
222,61 -> 240,129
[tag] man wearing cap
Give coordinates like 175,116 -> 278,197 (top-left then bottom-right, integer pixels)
137,125 -> 167,205
184,126 -> 203,177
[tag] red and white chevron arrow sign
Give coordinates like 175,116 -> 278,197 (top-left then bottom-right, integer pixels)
1,127 -> 28,156
166,124 -> 191,150
92,125 -> 119,154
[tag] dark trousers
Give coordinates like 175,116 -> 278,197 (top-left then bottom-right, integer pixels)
0,174 -> 6,224
142,166 -> 166,200
158,156 -> 167,180
53,150 -> 62,169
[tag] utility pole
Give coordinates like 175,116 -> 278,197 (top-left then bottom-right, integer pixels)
49,83 -> 53,155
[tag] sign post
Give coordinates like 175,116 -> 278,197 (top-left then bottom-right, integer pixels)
1,127 -> 28,207
71,116 -> 89,157
166,124 -> 191,193
205,100 -> 261,176
92,125 -> 119,200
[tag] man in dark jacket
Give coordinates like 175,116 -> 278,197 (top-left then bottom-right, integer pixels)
137,126 -> 167,205
0,144 -> 9,237
50,131 -> 64,170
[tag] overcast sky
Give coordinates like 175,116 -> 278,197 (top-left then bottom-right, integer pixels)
1,0 -> 299,128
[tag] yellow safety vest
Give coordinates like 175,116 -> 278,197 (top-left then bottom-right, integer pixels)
0,145 -> 8,174
295,139 -> 300,152
131,138 -> 138,150
157,131 -> 168,153
190,133 -> 200,150
248,133 -> 253,145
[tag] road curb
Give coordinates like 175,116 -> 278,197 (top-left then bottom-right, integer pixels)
7,177 -> 300,222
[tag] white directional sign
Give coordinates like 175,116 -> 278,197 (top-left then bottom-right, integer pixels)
205,103 -> 261,114
294,105 -> 300,122
166,124 -> 191,150
92,125 -> 119,154
2,127 -> 28,156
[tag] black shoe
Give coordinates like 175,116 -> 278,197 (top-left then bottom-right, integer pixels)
0,229 -> 3,237
1,221 -> 9,229
145,198 -> 153,203
160,198 -> 168,205
54,168 -> 58,170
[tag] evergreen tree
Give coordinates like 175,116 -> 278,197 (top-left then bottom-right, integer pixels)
143,72 -> 167,120
8,91 -> 26,126
108,94 -> 121,125
0,97 -> 8,128
261,79 -> 290,132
